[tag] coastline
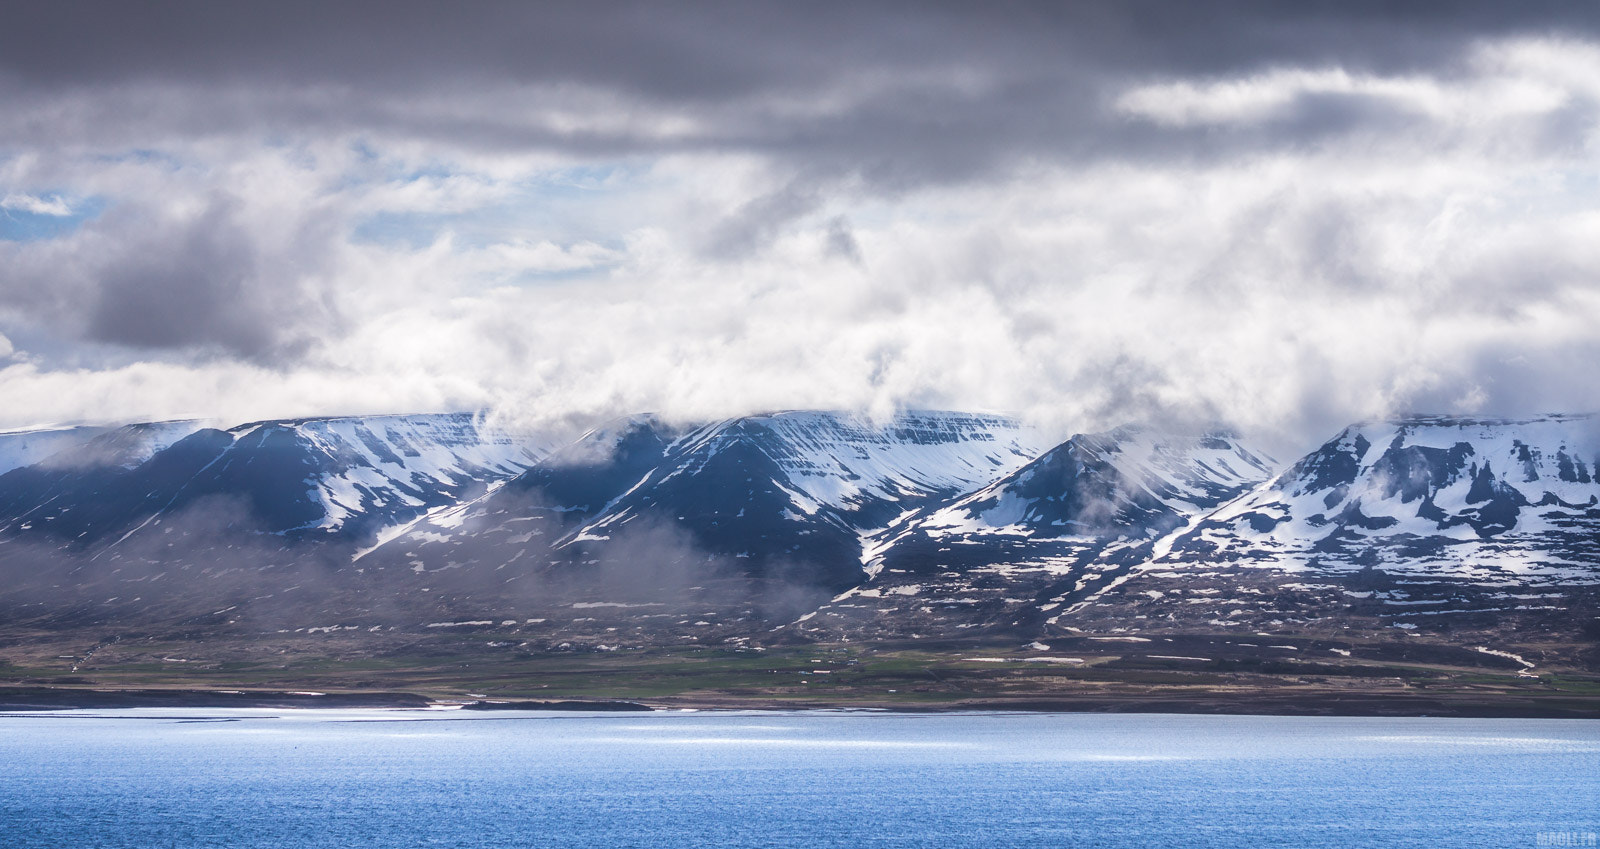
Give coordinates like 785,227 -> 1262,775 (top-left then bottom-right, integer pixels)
0,687 -> 649,713
5,685 -> 1598,718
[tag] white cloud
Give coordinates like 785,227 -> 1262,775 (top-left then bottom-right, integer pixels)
1114,37 -> 1589,129
1,193 -> 73,216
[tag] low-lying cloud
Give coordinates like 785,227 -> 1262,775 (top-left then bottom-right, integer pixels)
1,3 -> 1598,457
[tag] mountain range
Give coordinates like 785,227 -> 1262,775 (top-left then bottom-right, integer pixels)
0,408 -> 1595,672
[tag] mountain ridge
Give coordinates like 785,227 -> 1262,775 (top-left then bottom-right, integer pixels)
0,408 -> 1594,677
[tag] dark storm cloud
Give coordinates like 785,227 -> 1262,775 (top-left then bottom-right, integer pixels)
5,1 -> 1600,183
8,2 -> 1598,89
81,195 -> 325,359
0,191 -> 341,362
703,181 -> 823,258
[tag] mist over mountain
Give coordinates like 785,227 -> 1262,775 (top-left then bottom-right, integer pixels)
0,407 -> 1594,674
794,427 -> 1276,641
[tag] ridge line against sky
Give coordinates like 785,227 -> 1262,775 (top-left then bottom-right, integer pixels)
1,1 -> 1598,457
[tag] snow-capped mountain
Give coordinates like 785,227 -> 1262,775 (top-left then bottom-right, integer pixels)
686,410 -> 1051,529
0,420 -> 199,475
3,407 -> 1595,664
0,413 -> 554,556
1054,415 -> 1600,649
789,426 -> 1275,639
221,413 -> 554,539
555,410 -> 1049,591
1161,414 -> 1600,583
0,425 -> 104,475
361,413 -> 689,572
865,425 -> 1276,569
370,410 -> 1049,593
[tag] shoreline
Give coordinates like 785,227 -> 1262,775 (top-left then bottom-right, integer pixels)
5,685 -> 1598,719
0,687 -> 649,713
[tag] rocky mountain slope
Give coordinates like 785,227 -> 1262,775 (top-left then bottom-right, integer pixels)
0,409 -> 1596,672
0,413 -> 555,581
558,410 -> 1050,589
1059,415 -> 1600,654
787,426 -> 1276,641
357,410 -> 1051,630
0,421 -> 199,476
1165,414 -> 1600,579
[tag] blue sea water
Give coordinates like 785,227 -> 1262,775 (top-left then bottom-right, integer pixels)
1,709 -> 1596,848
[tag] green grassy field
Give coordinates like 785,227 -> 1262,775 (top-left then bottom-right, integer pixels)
5,640 -> 1600,716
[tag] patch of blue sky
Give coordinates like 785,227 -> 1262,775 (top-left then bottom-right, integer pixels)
91,148 -> 185,171
342,138 -> 490,182
531,162 -> 632,195
349,210 -> 449,250
350,209 -> 624,284
0,194 -> 105,242
1552,168 -> 1600,209
348,205 -> 549,251
498,263 -> 622,287
350,161 -> 643,254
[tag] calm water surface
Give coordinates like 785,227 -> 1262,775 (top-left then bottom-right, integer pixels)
1,709 -> 1596,848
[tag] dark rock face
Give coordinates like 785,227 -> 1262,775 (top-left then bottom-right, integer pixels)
0,413 -> 548,564
1368,441 -> 1474,504
359,415 -> 688,582
368,410 -> 1048,607
1291,431 -> 1370,494
567,428 -> 863,592
0,427 -> 229,549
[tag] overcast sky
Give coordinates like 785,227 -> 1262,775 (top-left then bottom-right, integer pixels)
3,1 -> 1599,452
